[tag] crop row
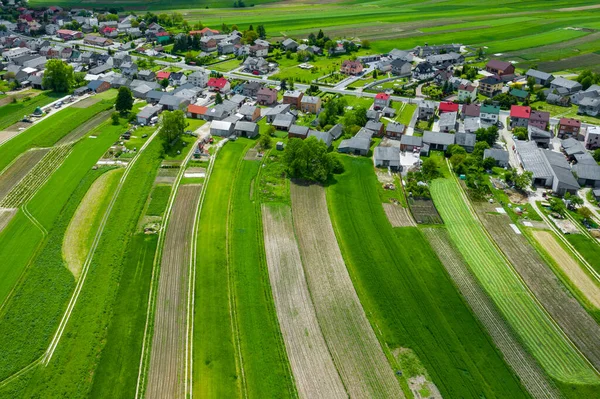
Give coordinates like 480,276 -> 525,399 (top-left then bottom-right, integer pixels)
430,178 -> 598,384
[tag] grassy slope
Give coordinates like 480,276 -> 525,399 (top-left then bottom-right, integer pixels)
430,178 -> 599,387
0,92 -> 61,131
230,156 -> 296,398
567,235 -> 600,276
20,139 -> 163,399
193,141 -> 247,398
326,156 -> 528,399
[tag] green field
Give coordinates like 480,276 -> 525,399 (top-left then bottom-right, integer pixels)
326,156 -> 529,399
0,92 -> 61,131
430,177 -> 599,386
146,184 -> 172,216
567,234 -> 600,276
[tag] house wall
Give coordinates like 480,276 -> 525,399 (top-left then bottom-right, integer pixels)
510,117 -> 529,128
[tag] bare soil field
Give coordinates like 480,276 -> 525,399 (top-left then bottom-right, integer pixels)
262,204 -> 347,399
146,184 -> 202,399
0,208 -> 17,234
243,148 -> 259,160
290,183 -> 404,398
63,169 -> 122,279
155,167 -> 178,184
56,110 -> 112,145
383,203 -> 415,227
71,96 -> 100,108
533,231 -> 600,309
0,148 -> 49,201
476,203 -> 600,370
538,53 -> 600,73
423,228 -> 561,399
408,198 -> 442,224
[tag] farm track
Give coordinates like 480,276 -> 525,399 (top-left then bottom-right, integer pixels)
262,204 -> 347,399
146,185 -> 202,399
533,231 -> 600,308
476,203 -> 600,371
423,228 -> 561,399
0,208 -> 16,234
0,149 -> 49,202
290,183 -> 404,398
0,144 -> 73,208
56,110 -> 112,145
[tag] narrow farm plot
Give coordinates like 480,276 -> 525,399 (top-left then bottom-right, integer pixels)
146,185 -> 202,399
62,168 -> 123,279
0,148 -> 49,201
291,183 -> 404,398
262,203 -> 346,399
533,231 -> 600,309
430,178 -> 599,385
423,228 -> 561,399
382,203 -> 415,227
0,208 -> 16,234
475,202 -> 600,370
56,110 -> 112,145
0,144 -> 74,208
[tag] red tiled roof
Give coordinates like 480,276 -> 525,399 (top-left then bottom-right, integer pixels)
190,27 -> 219,35
486,59 -> 512,71
57,29 -> 79,35
102,26 -> 116,33
188,104 -> 208,115
155,31 -> 170,37
207,77 -> 229,88
459,84 -> 475,92
530,110 -> 550,122
510,105 -> 531,119
375,92 -> 390,100
559,117 -> 581,127
156,71 -> 171,80
439,101 -> 459,113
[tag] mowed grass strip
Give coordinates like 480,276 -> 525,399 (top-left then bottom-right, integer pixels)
567,235 -> 600,276
146,184 -> 172,216
430,178 -> 599,384
62,168 -> 123,280
291,183 -> 404,398
327,157 -> 529,399
18,139 -> 164,398
193,141 -> 247,398
262,203 -> 347,399
146,185 -> 202,399
229,158 -> 296,398
0,92 -> 61,131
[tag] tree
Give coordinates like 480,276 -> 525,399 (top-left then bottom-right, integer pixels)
243,29 -> 258,44
513,170 -> 532,191
115,86 -> 134,114
361,39 -> 371,49
476,47 -> 484,59
549,198 -> 566,215
581,76 -> 594,91
482,156 -> 497,171
473,141 -> 490,158
578,206 -> 593,219
593,148 -> 600,162
111,112 -> 120,125
280,79 -> 287,91
372,69 -> 378,79
421,158 -> 439,180
257,25 -> 266,39
258,134 -> 272,150
513,126 -> 528,140
159,110 -> 185,151
474,125 -> 499,147
42,59 -> 74,92
215,92 -> 223,104
282,137 -> 339,183
160,78 -> 169,89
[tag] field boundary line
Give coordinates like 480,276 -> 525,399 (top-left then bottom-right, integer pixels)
22,203 -> 47,236
0,356 -> 42,388
447,160 -> 600,377
135,133 -> 200,399
42,126 -> 161,366
186,137 -> 226,399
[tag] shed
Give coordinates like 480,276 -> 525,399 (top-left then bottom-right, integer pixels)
234,121 -> 259,138
483,148 -> 509,168
374,146 -> 400,170
210,120 -> 234,137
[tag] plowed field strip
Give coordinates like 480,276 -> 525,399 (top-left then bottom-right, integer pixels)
382,203 -> 415,227
0,149 -> 49,201
56,110 -> 112,145
146,185 -> 201,399
423,228 -> 560,399
533,231 -> 600,309
290,183 -> 403,398
476,204 -> 600,371
0,208 -> 16,234
262,204 -> 347,399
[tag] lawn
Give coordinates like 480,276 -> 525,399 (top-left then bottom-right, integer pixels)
0,91 -> 61,131
567,234 -> 600,276
208,58 -> 242,73
163,134 -> 197,162
430,177 -> 599,387
146,184 -> 172,216
229,154 -> 296,398
327,156 -> 529,399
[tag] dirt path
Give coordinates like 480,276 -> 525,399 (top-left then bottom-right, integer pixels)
476,202 -> 600,371
423,228 -> 560,399
0,149 -> 49,202
146,184 -> 202,399
533,231 -> 600,309
383,203 -> 416,227
0,208 -> 17,234
290,183 -> 404,399
262,204 -> 347,399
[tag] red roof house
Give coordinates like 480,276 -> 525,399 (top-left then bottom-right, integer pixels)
207,77 -> 230,92
187,104 -> 208,119
439,101 -> 459,113
189,27 -> 220,36
509,105 -> 531,128
374,92 -> 391,110
156,71 -> 171,81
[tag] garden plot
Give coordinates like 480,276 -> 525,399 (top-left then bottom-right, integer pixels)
71,96 -> 100,108
431,178 -> 599,384
476,202 -> 600,371
62,168 -> 123,280
146,184 -> 201,399
533,231 -> 600,309
383,203 -> 415,227
262,204 -> 347,399
0,148 -> 49,201
408,198 -> 442,224
290,183 -> 404,399
0,144 -> 73,208
424,228 -> 561,399
0,208 -> 16,233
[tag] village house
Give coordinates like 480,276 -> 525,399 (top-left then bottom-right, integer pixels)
526,69 -> 554,86
529,110 -> 550,131
391,59 -> 411,76
479,75 -> 503,97
249,44 -> 268,57
485,60 -> 515,78
288,124 -> 310,139
458,84 -> 477,102
373,93 -> 391,110
557,118 -> 582,139
137,105 -> 162,125
300,95 -> 322,114
461,104 -> 480,120
187,104 -> 209,119
200,37 -> 217,52
207,77 -> 230,93
257,87 -> 278,105
480,104 -> 500,125
412,62 -> 436,80
439,111 -> 458,133
578,96 -> 600,116
234,121 -> 259,138
338,128 -> 373,156
463,117 -> 480,134
283,90 -> 303,108
57,29 -> 82,40
188,71 -> 208,88
217,41 -> 234,55
272,113 -> 295,131
418,101 -> 435,120
455,131 -> 476,152
265,104 -> 291,123
585,126 -> 600,149
439,101 -> 459,114
400,135 -> 423,152
239,104 -> 261,122
426,52 -> 464,66
483,148 -> 510,168
374,146 -> 401,170
385,122 -> 405,138
211,120 -> 234,137
550,77 -> 582,95
528,126 -> 552,148
366,120 -> 384,136
510,105 -> 531,129
341,60 -> 363,76
433,70 -> 453,86
243,57 -> 271,75
87,79 -> 111,93
422,131 -> 455,152
281,38 -> 299,52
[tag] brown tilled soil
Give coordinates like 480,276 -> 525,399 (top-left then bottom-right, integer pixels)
476,203 -> 600,370
243,148 -> 259,160
0,148 -> 49,201
0,208 -> 17,233
290,183 -> 404,399
533,231 -> 600,309
383,203 -> 416,227
71,96 -> 101,108
146,184 -> 202,399
262,204 -> 347,399
423,228 -> 560,399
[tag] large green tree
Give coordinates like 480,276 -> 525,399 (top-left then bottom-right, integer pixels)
115,86 -> 134,114
159,110 -> 185,151
283,137 -> 340,183
42,59 -> 74,93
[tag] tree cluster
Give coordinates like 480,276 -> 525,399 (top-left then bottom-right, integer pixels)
282,137 -> 343,183
115,86 -> 134,114
307,29 -> 330,49
317,96 -> 347,128
158,110 -> 185,152
474,125 -> 499,147
43,59 -> 74,93
513,126 -> 528,140
504,168 -> 533,191
576,70 -> 600,91
486,93 -> 518,109
341,106 -> 367,136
